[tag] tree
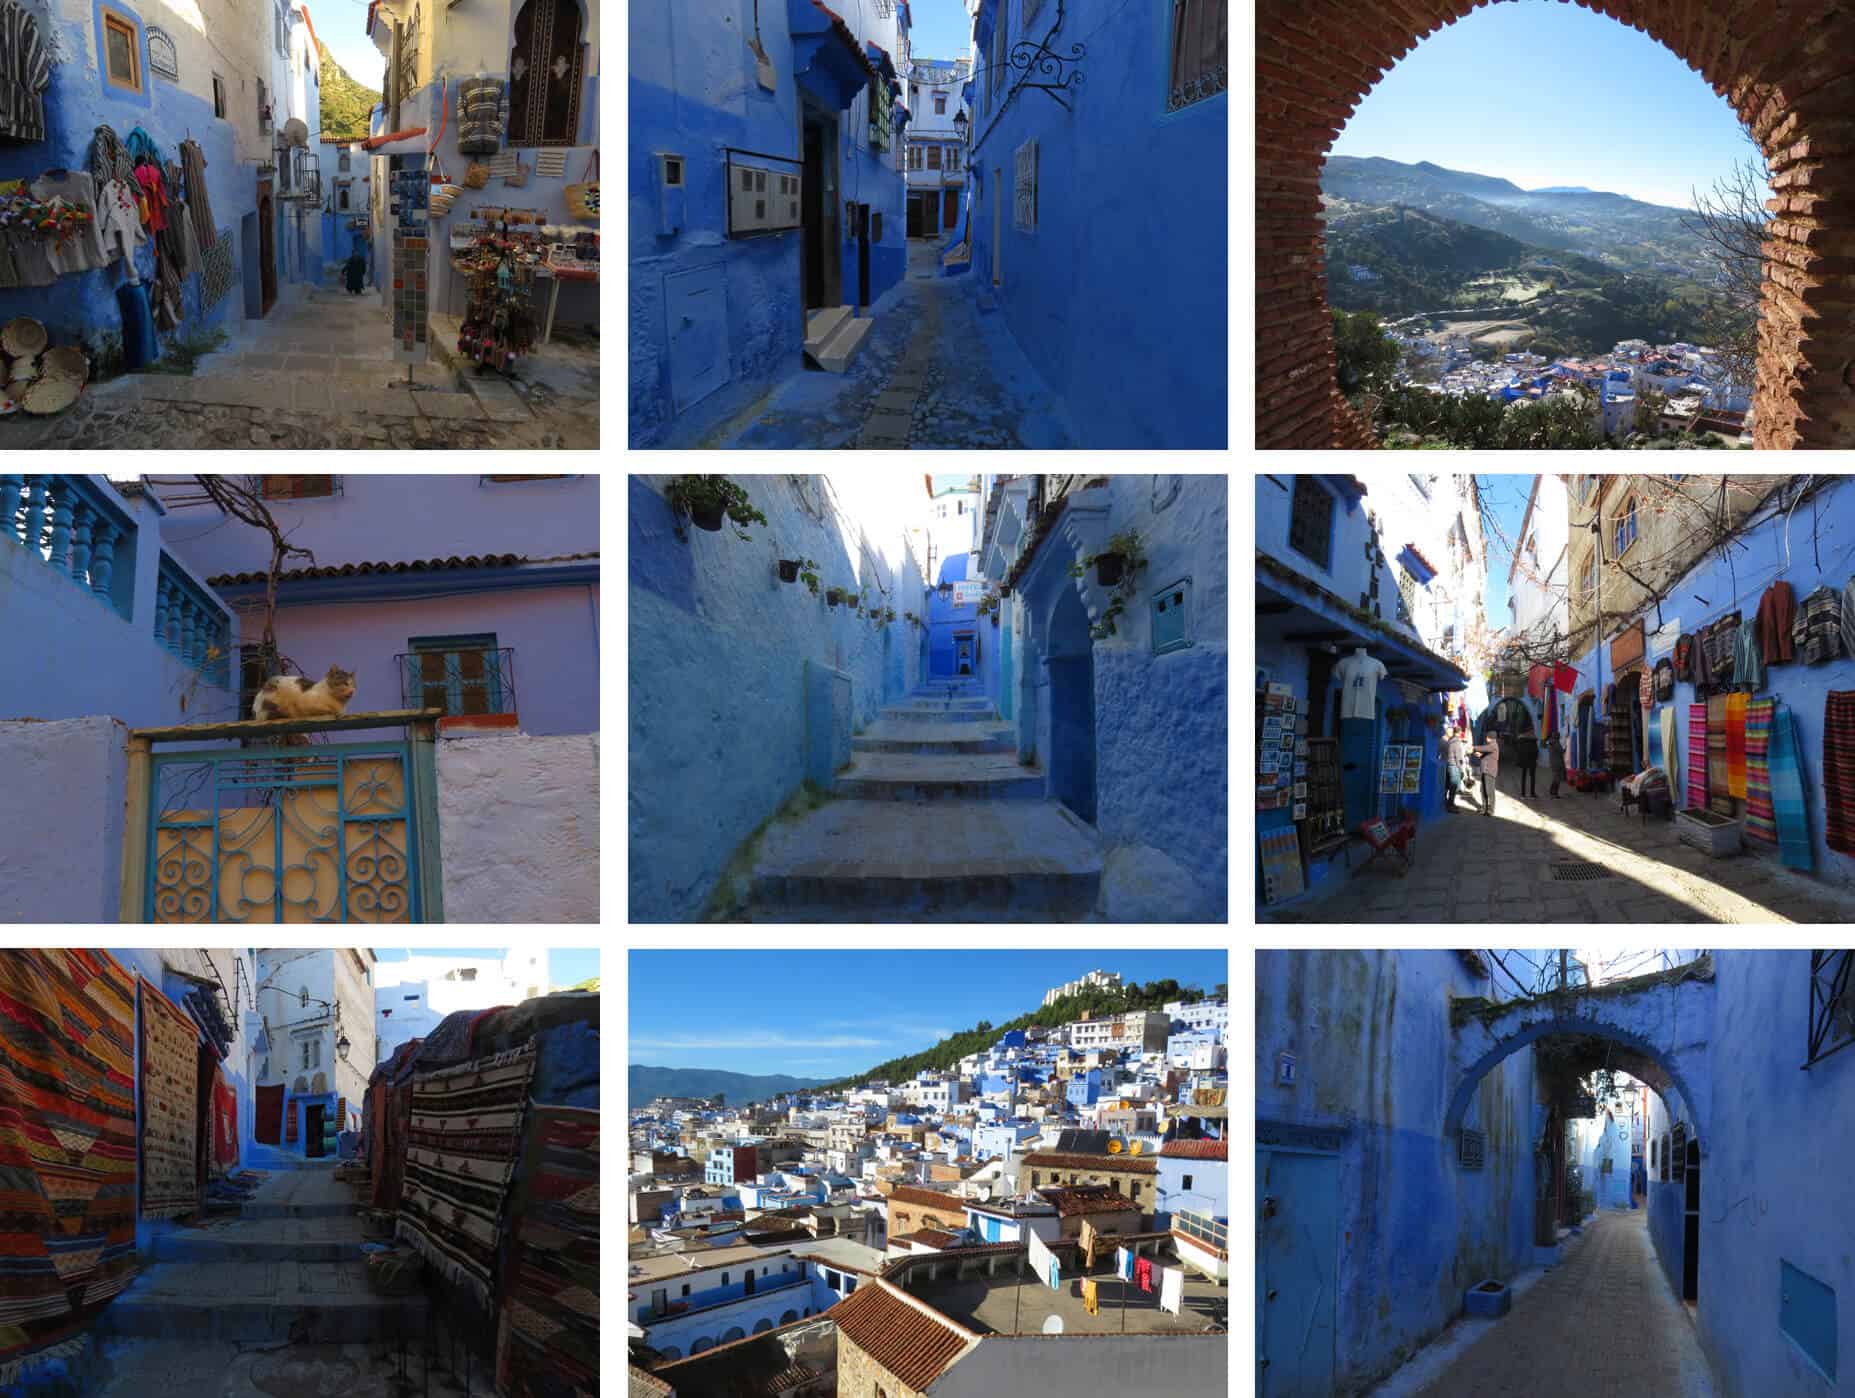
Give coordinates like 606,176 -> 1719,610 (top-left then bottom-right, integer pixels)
711,1092 -> 726,1108
1332,308 -> 1401,397
1498,392 -> 1600,450
975,1020 -> 992,1033
1633,387 -> 1667,438
1681,140 -> 1768,391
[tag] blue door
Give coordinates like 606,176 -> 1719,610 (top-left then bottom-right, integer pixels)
665,265 -> 731,415
1258,1148 -> 1339,1396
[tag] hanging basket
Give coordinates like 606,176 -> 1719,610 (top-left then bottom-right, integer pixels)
689,501 -> 724,532
463,162 -> 491,189
1094,553 -> 1126,587
563,150 -> 598,222
778,559 -> 800,582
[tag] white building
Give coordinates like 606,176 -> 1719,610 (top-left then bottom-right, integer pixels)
1067,1011 -> 1170,1054
1505,475 -> 1571,647
902,56 -> 971,241
1043,969 -> 1123,1008
254,948 -> 378,1150
1163,1000 -> 1227,1037
373,950 -> 548,1057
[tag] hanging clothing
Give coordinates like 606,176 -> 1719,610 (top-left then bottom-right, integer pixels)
97,176 -> 147,266
1725,692 -> 1748,799
1083,1279 -> 1098,1316
1686,703 -> 1708,810
178,139 -> 217,250
1673,634 -> 1694,683
1647,703 -> 1662,772
1707,696 -> 1728,802
1771,704 -> 1815,871
1743,698 -> 1776,846
1554,663 -> 1579,695
1756,581 -> 1796,664
1661,704 -> 1679,798
1158,1264 -> 1185,1316
90,124 -> 135,188
1135,1256 -> 1153,1294
1825,690 -> 1855,858
1793,586 -> 1845,666
1843,577 -> 1855,669
0,0 -> 51,142
1707,614 -> 1740,692
28,170 -> 110,275
1733,616 -> 1765,693
1653,658 -> 1674,703
1527,664 -> 1549,701
134,160 -> 170,232
1639,670 -> 1653,711
1335,651 -> 1389,721
1691,626 -> 1715,694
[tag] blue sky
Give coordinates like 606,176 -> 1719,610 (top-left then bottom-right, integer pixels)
1331,3 -> 1755,209
1477,474 -> 1536,629
905,0 -> 975,63
374,947 -> 601,988
628,949 -> 1229,1076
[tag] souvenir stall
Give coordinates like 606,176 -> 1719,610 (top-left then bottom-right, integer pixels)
445,207 -> 595,372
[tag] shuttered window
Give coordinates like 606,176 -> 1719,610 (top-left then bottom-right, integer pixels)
1167,0 -> 1226,112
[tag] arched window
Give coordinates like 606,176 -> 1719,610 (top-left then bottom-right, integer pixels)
508,0 -> 584,147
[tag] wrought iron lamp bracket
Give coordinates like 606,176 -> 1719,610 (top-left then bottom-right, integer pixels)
1008,38 -> 1085,110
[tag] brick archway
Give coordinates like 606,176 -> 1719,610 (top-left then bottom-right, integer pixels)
1257,0 -> 1855,449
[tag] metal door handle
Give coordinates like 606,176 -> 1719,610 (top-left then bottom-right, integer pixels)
1267,1288 -> 1278,1300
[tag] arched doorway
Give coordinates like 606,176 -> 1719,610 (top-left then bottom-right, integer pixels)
1256,0 -> 1855,448
1682,1136 -> 1700,1302
1047,586 -> 1096,823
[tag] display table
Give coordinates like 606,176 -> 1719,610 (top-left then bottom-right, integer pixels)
535,262 -> 596,344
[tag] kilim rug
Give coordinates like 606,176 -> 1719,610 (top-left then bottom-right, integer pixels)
1661,705 -> 1679,798
1707,696 -> 1728,806
0,951 -> 139,1381
1823,691 -> 1855,856
255,1083 -> 283,1145
397,1041 -> 537,1306
213,1068 -> 238,1169
1725,692 -> 1748,799
1743,699 -> 1776,846
1686,703 -> 1708,810
1772,704 -> 1816,871
139,979 -> 201,1219
495,1105 -> 598,1398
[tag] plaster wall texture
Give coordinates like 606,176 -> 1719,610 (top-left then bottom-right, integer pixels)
254,948 -> 372,1146
1257,950 -> 1538,1392
1589,1113 -> 1631,1208
1358,473 -> 1490,665
435,730 -> 598,923
929,1334 -> 1227,1397
839,1332 -> 928,1398
0,716 -> 127,921
965,0 -> 1224,449
628,474 -> 926,922
1564,474 -> 1855,889
639,1272 -> 819,1356
1695,950 -> 1855,1398
1,483 -> 239,730
373,951 -> 548,1056
1507,474 -> 1571,643
628,0 -> 906,448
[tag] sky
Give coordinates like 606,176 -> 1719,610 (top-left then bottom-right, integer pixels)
1476,473 -> 1536,630
1330,2 -> 1755,210
373,947 -> 601,989
901,0 -> 974,63
628,949 -> 1229,1077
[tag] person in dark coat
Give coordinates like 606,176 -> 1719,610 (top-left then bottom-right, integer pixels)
344,238 -> 368,294
1516,729 -> 1539,798
1546,731 -> 1567,798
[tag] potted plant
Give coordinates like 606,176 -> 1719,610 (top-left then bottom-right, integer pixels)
801,563 -> 822,596
778,556 -> 812,583
883,607 -> 897,623
826,587 -> 844,607
846,592 -> 859,609
664,475 -> 769,541
1094,529 -> 1144,586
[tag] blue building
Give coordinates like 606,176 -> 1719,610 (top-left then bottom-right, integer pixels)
1155,1137 -> 1226,1230
962,0 -> 1226,447
629,0 -> 911,447
1065,1068 -> 1102,1108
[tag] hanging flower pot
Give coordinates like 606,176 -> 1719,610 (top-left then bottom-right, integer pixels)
778,559 -> 800,582
689,501 -> 725,532
846,593 -> 859,609
826,588 -> 843,606
1094,552 -> 1126,587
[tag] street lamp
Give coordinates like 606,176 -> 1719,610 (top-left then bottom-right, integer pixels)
336,1029 -> 352,1062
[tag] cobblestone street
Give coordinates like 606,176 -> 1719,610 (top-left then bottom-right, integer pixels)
1263,763 -> 1855,924
0,290 -> 597,450
1395,1211 -> 1716,1398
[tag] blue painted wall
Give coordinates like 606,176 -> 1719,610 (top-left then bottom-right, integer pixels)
628,0 -> 906,447
1564,475 -> 1855,891
964,0 -> 1225,448
926,551 -> 980,678
628,474 -> 926,922
1257,950 -> 1539,1392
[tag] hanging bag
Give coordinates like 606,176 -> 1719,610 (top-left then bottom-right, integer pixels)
563,151 -> 598,223
463,161 -> 490,189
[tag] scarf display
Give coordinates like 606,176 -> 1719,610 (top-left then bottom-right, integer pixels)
1743,698 -> 1776,845
1725,692 -> 1748,799
1647,703 -> 1662,771
1686,703 -> 1708,809
1661,704 -> 1679,797
1824,690 -> 1855,857
1771,704 -> 1814,871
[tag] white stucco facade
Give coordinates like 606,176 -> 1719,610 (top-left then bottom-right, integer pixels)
255,948 -> 377,1137
436,731 -> 598,923
373,949 -> 551,1056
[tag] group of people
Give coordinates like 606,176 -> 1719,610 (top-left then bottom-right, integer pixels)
1443,724 -> 1568,816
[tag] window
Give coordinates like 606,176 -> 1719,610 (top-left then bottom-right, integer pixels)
1013,137 -> 1037,232
934,92 -> 946,114
1287,476 -> 1334,570
508,0 -> 586,146
274,2 -> 287,55
211,72 -> 226,116
338,186 -> 350,211
927,145 -> 941,170
338,151 -> 351,172
989,0 -> 1007,115
1806,949 -> 1854,1068
1396,569 -> 1416,624
946,146 -> 961,172
1581,550 -> 1598,604
907,144 -> 922,171
259,475 -> 336,500
1167,0 -> 1226,111
101,8 -> 141,90
1613,496 -> 1637,556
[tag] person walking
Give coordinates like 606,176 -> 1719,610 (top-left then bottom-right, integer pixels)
1516,729 -> 1539,799
1444,727 -> 1469,812
1471,731 -> 1501,817
1546,731 -> 1567,798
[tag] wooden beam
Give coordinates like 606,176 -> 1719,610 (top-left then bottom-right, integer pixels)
119,735 -> 152,923
129,709 -> 445,743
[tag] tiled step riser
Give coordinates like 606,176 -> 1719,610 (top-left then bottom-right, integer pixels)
750,872 -> 1101,917
880,709 -> 997,725
151,1236 -> 360,1263
100,1297 -> 425,1343
834,777 -> 1045,801
239,1202 -> 355,1220
852,736 -> 1015,755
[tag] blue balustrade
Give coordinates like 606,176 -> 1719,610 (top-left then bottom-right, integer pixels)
0,473 -> 137,621
156,553 -> 234,686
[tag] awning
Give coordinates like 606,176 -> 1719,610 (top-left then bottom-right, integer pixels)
789,0 -> 880,110
1258,551 -> 1469,694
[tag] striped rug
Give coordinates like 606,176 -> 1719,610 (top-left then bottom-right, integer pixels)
398,1041 -> 537,1306
1773,704 -> 1815,871
0,952 -> 140,1381
139,979 -> 200,1220
1825,690 -> 1855,857
1725,693 -> 1749,800
1687,703 -> 1709,810
1743,698 -> 1776,845
1707,696 -> 1729,809
495,1105 -> 598,1398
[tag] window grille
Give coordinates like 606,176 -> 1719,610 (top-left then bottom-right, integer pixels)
1397,569 -> 1416,624
1288,476 -> 1334,570
1167,0 -> 1226,112
1458,1128 -> 1485,1170
1805,949 -> 1854,1069
1012,137 -> 1037,232
1671,1123 -> 1686,1179
400,636 -> 516,718
260,475 -> 338,499
1614,496 -> 1637,555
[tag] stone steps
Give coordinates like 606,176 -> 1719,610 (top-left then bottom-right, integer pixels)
853,720 -> 1015,755
805,305 -> 875,373
100,1259 -> 424,1342
151,1214 -> 366,1263
879,705 -> 998,725
835,751 -> 1044,801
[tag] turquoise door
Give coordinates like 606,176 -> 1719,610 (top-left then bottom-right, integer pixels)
1258,1147 -> 1340,1396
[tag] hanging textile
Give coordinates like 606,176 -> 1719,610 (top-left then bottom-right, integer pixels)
1743,698 -> 1776,845
178,139 -> 216,250
1726,692 -> 1748,799
493,1105 -> 598,1398
1793,586 -> 1845,665
1527,664 -> 1548,700
1707,696 -> 1728,800
1158,1264 -> 1185,1316
90,124 -> 135,188
1843,577 -> 1855,669
1824,690 -> 1855,857
1083,1279 -> 1099,1316
1686,703 -> 1708,810
1661,704 -> 1679,800
212,1068 -> 238,1168
1135,1256 -> 1154,1294
286,1097 -> 299,1144
255,1083 -> 283,1144
1647,703 -> 1662,772
0,952 -> 139,1382
1771,704 -> 1815,871
1674,634 -> 1694,683
1756,581 -> 1796,664
1639,670 -> 1653,712
1554,663 -> 1578,695
1733,616 -> 1765,693
138,979 -> 201,1219
0,0 -> 51,143
1028,1227 -> 1060,1292
1653,658 -> 1674,702
1115,1246 -> 1133,1281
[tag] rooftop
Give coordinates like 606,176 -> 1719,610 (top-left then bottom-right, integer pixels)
829,1281 -> 975,1391
627,1244 -> 789,1284
887,1185 -> 975,1212
1019,1151 -> 1157,1175
1040,1185 -> 1139,1219
1159,1139 -> 1228,1161
901,1249 -> 1225,1336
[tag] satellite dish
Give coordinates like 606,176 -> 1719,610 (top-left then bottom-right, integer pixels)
1107,1140 -> 1123,1154
1128,1141 -> 1143,1155
1041,1315 -> 1065,1335
283,118 -> 310,148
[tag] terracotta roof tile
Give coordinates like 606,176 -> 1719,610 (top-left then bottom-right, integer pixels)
1040,1185 -> 1139,1219
892,1228 -> 959,1248
886,1185 -> 972,1214
806,0 -> 880,82
1019,1151 -> 1157,1175
206,553 -> 528,586
830,1282 -> 972,1391
1159,1139 -> 1227,1161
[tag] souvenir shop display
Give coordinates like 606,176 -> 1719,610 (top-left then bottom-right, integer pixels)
563,150 -> 598,222
1259,827 -> 1304,904
451,210 -> 540,373
533,150 -> 567,179
1301,738 -> 1344,844
0,0 -> 50,144
1257,683 -> 1295,813
390,167 -> 431,365
456,75 -> 505,155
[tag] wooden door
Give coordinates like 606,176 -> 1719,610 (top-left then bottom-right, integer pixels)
943,189 -> 958,230
257,182 -> 277,315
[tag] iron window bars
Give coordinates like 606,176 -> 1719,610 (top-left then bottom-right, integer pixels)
1805,949 -> 1854,1069
1168,0 -> 1226,112
397,645 -> 516,718
1459,1128 -> 1486,1170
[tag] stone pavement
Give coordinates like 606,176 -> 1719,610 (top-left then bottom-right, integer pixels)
1404,1211 -> 1717,1398
1264,765 -> 1855,924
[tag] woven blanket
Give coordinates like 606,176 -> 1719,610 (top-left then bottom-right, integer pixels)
1661,705 -> 1679,798
0,952 -> 139,1380
495,1105 -> 598,1398
397,1041 -> 537,1306
1687,703 -> 1709,809
373,1081 -> 414,1211
212,1068 -> 238,1169
1647,705 -> 1662,771
1725,693 -> 1748,799
1743,699 -> 1776,845
1825,690 -> 1855,856
255,1083 -> 283,1145
1772,704 -> 1816,871
139,979 -> 200,1219
1707,696 -> 1728,800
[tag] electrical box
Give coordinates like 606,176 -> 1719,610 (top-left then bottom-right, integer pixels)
728,157 -> 801,237
1151,576 -> 1193,655
656,152 -> 686,238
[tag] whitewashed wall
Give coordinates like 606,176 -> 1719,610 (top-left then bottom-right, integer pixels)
437,731 -> 598,922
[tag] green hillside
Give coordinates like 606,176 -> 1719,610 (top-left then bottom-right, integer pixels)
630,1066 -> 828,1106
318,42 -> 382,143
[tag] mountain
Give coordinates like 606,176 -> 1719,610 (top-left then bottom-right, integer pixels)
630,1065 -> 828,1106
1532,185 -> 1595,194
317,41 -> 382,143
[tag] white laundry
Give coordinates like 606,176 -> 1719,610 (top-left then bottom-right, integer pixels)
1159,1262 -> 1185,1315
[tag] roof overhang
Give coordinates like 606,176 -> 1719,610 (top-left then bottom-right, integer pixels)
209,560 -> 598,604
789,0 -> 880,110
1258,552 -> 1469,694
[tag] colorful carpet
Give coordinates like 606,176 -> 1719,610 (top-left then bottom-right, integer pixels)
139,979 -> 200,1219
254,1083 -> 283,1145
495,1105 -> 598,1398
0,951 -> 140,1380
1686,703 -> 1708,810
397,1041 -> 537,1306
1772,704 -> 1816,871
1743,698 -> 1776,846
1707,696 -> 1728,807
1826,690 -> 1855,857
212,1068 -> 238,1169
1725,692 -> 1748,799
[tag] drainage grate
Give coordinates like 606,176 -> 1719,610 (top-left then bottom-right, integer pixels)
1551,861 -> 1615,882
